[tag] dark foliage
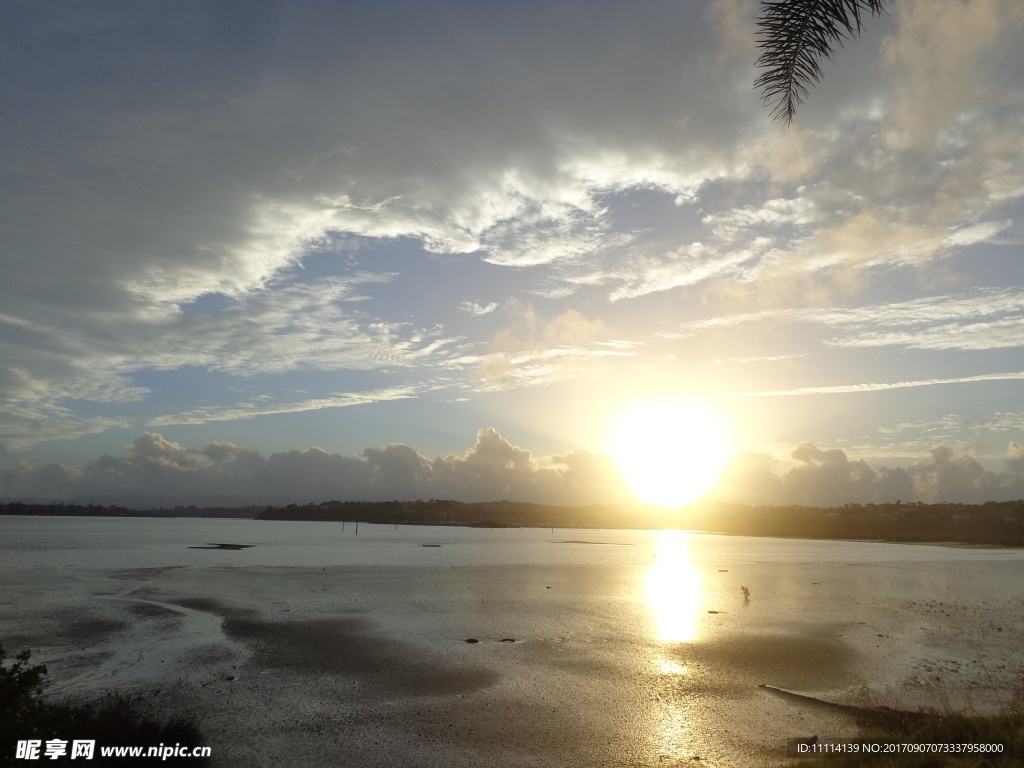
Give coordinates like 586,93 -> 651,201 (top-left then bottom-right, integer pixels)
1,644 -> 209,768
258,498 -> 1024,546
755,0 -> 890,124
0,502 -> 258,519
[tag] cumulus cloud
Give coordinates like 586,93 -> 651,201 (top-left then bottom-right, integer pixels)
8,429 -> 1024,507
715,441 -> 1024,505
0,428 -> 633,507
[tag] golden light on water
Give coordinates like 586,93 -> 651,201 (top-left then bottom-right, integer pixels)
645,530 -> 706,760
604,397 -> 732,508
644,529 -> 704,643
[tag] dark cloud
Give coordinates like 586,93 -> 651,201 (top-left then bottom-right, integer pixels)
0,428 -> 632,506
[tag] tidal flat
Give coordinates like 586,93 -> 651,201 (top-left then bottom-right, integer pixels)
2,516 -> 1023,767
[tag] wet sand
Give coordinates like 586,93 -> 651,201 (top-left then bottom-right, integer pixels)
2,519 -> 1023,767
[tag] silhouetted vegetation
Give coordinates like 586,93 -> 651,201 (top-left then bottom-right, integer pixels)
695,500 -> 1024,547
7,498 -> 1024,546
256,498 -> 1024,546
756,0 -> 891,124
0,502 -> 260,519
0,643 -> 209,767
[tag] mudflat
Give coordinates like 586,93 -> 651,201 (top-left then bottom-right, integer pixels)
2,517 -> 1023,767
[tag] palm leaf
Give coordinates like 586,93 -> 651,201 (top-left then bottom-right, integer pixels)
755,0 -> 890,125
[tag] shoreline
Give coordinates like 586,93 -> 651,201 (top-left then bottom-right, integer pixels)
6,512 -> 1024,550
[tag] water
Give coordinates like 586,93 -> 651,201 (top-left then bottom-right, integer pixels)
4,515 -> 1022,569
3,516 -> 1023,767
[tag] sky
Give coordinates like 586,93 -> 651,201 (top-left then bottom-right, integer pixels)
2,0 -> 1024,507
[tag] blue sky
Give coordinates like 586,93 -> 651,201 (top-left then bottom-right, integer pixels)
2,0 -> 1024,506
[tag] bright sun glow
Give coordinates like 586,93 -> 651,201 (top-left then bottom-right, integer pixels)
605,396 -> 732,507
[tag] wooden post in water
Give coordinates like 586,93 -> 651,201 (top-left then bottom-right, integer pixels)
355,521 -> 359,535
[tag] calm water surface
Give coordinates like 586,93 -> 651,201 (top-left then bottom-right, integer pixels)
4,514 -> 1022,569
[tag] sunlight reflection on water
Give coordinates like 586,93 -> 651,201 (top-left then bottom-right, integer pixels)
645,530 -> 706,760
645,529 -> 703,643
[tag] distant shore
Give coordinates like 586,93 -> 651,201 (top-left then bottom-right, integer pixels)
4,498 -> 1024,547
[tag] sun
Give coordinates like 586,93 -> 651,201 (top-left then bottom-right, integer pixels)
604,397 -> 732,508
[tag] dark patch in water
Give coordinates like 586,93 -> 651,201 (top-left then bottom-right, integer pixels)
669,630 -> 857,691
60,618 -> 127,643
170,597 -> 498,697
187,543 -> 254,550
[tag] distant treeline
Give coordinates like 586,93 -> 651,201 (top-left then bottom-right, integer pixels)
0,501 -> 262,518
691,500 -> 1024,546
257,499 -> 665,528
258,498 -> 1024,546
6,498 -> 1024,545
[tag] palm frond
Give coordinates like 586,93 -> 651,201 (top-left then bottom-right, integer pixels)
755,0 -> 890,125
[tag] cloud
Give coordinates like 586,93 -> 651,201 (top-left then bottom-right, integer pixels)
724,371 -> 1024,398
460,301 -> 499,316
715,441 -> 1024,505
0,276 -> 462,449
10,429 -> 1024,508
1,0 -> 757,450
0,428 -> 634,506
670,288 -> 1024,352
147,386 -> 421,427
3,0 -> 1024,458
476,299 -> 617,389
